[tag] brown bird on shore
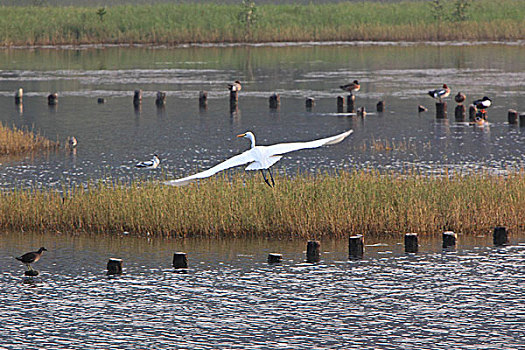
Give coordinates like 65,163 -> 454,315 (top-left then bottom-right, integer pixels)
340,80 -> 360,94
228,80 -> 242,92
16,247 -> 47,271
455,92 -> 466,104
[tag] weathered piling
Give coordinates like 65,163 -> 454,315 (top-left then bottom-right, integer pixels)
47,93 -> 58,106
507,109 -> 518,124
269,93 -> 280,109
442,231 -> 457,248
97,97 -> 106,104
155,91 -> 167,106
493,227 -> 508,246
173,252 -> 188,269
199,91 -> 208,109
107,258 -> 123,275
306,240 -> 321,263
404,233 -> 418,253
519,113 -> 525,127
15,88 -> 23,105
348,235 -> 364,259
305,97 -> 315,110
435,101 -> 447,119
469,104 -> 477,121
133,89 -> 142,107
267,253 -> 283,264
230,90 -> 239,109
337,96 -> 345,113
455,105 -> 466,121
376,100 -> 385,112
347,94 -> 355,113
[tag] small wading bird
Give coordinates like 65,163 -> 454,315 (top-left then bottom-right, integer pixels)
473,96 -> 492,113
428,84 -> 451,102
16,247 -> 47,271
340,80 -> 360,94
164,130 -> 353,187
68,136 -> 77,149
455,92 -> 466,104
136,154 -> 161,169
228,80 -> 242,92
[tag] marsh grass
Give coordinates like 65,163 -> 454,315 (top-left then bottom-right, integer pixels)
1,170 -> 523,238
0,0 -> 523,46
0,123 -> 59,155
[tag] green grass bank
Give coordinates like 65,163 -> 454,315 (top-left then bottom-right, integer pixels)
0,0 -> 523,46
1,170 -> 523,238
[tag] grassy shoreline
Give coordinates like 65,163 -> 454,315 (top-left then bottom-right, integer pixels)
1,170 -> 523,238
0,1 -> 523,46
0,123 -> 59,156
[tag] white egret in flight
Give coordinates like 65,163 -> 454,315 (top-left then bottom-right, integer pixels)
164,129 -> 353,187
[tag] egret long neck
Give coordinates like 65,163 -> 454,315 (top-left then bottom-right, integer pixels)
248,134 -> 256,148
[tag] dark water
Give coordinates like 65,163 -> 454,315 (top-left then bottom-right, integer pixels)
1,43 -> 524,189
1,231 -> 524,349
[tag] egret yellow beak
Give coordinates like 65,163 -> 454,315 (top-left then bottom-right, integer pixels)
236,133 -> 246,138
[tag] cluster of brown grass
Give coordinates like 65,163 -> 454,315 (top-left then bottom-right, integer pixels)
0,170 -> 522,238
0,123 -> 58,156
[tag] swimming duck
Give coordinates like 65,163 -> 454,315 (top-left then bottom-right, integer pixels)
228,80 -> 242,92
16,247 -> 47,271
473,96 -> 492,112
135,154 -> 161,169
340,80 -> 360,94
454,92 -> 466,104
428,84 -> 450,102
418,105 -> 428,113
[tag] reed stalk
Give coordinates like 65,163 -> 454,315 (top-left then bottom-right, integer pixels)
0,170 -> 523,238
0,123 -> 58,155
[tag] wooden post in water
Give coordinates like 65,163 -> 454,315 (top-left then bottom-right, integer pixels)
507,109 -> 518,124
173,252 -> 188,269
267,253 -> 283,264
376,100 -> 385,113
15,88 -> 23,105
199,91 -> 208,109
133,89 -> 142,107
493,227 -> 508,246
404,233 -> 418,253
305,97 -> 315,110
348,235 -> 364,259
107,258 -> 123,275
155,91 -> 167,107
469,104 -> 477,121
347,94 -> 356,113
47,93 -> 58,106
435,101 -> 447,119
442,231 -> 457,248
337,96 -> 345,113
269,93 -> 280,109
455,105 -> 466,121
519,113 -> 525,127
230,90 -> 239,109
306,240 -> 321,263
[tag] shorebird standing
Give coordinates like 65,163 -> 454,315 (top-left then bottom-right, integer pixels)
16,247 -> 47,271
68,136 -> 77,149
428,84 -> 451,102
228,80 -> 242,92
340,80 -> 360,94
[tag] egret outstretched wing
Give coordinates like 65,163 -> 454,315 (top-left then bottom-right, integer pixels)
264,129 -> 353,156
164,149 -> 255,186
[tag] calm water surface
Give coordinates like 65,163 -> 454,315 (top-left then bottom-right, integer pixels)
0,43 -> 524,189
1,232 -> 524,349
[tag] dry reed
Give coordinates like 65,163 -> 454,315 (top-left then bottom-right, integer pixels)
0,123 -> 59,156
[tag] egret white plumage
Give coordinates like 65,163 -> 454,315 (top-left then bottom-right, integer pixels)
136,154 -> 161,169
164,130 -> 353,187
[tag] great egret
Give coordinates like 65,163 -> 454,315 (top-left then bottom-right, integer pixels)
228,80 -> 242,92
16,247 -> 47,271
473,96 -> 492,112
164,129 -> 353,187
428,84 -> 451,102
340,80 -> 360,93
136,154 -> 161,169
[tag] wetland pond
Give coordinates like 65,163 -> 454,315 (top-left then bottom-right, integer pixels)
0,42 -> 524,348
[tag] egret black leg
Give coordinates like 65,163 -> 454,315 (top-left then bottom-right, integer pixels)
260,170 -> 273,187
268,167 -> 276,187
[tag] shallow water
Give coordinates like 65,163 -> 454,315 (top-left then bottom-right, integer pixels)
0,43 -> 524,189
1,231 -> 524,349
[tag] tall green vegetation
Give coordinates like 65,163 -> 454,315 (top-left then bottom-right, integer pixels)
0,0 -> 523,45
0,171 -> 523,238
